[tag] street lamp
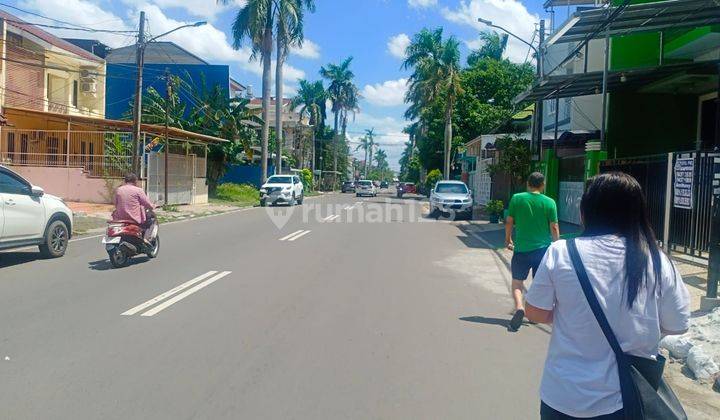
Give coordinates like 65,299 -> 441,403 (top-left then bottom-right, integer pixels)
478,16 -> 546,159
477,18 -> 541,73
131,11 -> 207,175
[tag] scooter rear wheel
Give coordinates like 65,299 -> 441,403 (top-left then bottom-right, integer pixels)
146,236 -> 160,258
109,247 -> 129,268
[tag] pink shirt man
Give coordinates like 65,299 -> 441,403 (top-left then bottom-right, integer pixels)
112,183 -> 154,225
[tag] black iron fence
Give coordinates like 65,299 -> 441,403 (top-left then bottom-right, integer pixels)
600,152 -> 718,259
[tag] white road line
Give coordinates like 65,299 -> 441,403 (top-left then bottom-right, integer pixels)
140,271 -> 232,317
288,230 -> 311,241
121,271 -> 218,316
322,214 -> 336,221
279,230 -> 305,241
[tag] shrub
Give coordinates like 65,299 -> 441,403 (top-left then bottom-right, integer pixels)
215,183 -> 260,204
425,169 -> 443,192
486,199 -> 504,216
299,168 -> 314,191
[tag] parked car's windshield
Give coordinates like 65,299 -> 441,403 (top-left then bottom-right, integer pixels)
267,176 -> 292,184
435,183 -> 468,194
358,181 -> 372,186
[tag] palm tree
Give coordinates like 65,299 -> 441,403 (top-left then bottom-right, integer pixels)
364,128 -> 375,178
403,28 -> 463,180
291,79 -> 326,176
320,57 -> 357,187
274,0 -> 315,174
220,0 -> 274,183
467,31 -> 508,65
374,148 -> 388,180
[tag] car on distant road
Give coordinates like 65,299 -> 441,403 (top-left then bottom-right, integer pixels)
429,180 -> 473,220
355,180 -> 377,197
380,181 -> 389,189
0,165 -> 73,258
398,182 -> 416,194
259,175 -> 304,207
341,181 -> 356,193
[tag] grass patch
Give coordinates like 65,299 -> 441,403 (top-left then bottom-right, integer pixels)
73,215 -> 108,235
212,183 -> 260,207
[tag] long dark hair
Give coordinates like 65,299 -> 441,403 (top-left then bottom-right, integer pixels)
581,172 -> 663,308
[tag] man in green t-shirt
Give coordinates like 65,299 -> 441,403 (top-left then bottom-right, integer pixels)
505,172 -> 559,331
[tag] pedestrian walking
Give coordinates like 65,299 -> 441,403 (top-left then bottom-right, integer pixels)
505,172 -> 559,331
525,172 -> 690,419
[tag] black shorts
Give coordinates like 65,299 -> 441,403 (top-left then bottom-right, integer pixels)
511,247 -> 549,281
541,402 -> 624,419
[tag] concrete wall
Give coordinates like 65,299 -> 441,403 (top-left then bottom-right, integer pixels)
9,165 -> 120,203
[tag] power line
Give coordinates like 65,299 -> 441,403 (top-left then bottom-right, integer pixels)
2,17 -> 136,34
0,2 -> 134,33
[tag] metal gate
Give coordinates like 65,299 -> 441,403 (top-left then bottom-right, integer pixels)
600,152 -> 719,259
558,155 -> 585,225
146,152 -> 195,205
470,157 -> 492,206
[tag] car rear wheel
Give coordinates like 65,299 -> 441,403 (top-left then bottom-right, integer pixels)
39,220 -> 69,258
298,192 -> 304,205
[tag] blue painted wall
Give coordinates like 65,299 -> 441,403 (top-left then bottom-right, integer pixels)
105,63 -> 230,120
220,164 -> 276,188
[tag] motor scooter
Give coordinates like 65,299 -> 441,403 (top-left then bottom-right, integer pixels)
103,209 -> 159,268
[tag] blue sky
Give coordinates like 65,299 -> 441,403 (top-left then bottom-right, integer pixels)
6,0 -> 550,170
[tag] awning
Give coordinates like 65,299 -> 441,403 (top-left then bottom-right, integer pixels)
546,0 -> 720,45
4,107 -> 228,144
515,60 -> 719,103
544,0 -> 597,8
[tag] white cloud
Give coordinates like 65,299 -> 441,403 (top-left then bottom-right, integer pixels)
408,0 -> 437,9
361,78 -> 408,107
122,0 -> 246,21
17,0 -> 303,92
290,39 -> 321,59
387,33 -> 410,60
441,0 -> 539,63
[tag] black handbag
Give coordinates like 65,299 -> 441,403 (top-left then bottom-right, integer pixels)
566,239 -> 687,420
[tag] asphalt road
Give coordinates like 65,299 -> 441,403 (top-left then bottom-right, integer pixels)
0,190 -> 550,419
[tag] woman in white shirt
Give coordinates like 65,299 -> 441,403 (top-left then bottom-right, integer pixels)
525,172 -> 690,419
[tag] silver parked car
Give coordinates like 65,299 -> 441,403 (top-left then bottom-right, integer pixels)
429,180 -> 473,220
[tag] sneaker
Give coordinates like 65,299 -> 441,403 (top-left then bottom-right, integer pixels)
509,309 -> 525,331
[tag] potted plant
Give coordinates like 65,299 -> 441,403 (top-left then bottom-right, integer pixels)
486,200 -> 504,224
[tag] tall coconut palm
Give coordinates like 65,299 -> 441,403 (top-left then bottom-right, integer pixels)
364,128 -> 375,178
320,57 -> 356,187
220,0 -> 274,183
274,0 -> 315,174
467,31 -> 508,65
374,148 -> 388,180
291,79 -> 326,174
403,28 -> 463,180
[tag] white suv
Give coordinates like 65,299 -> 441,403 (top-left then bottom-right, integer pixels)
0,165 -> 73,258
355,180 -> 377,197
259,175 -> 304,207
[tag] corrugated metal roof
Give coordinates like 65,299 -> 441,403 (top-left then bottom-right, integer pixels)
515,59 -> 719,103
547,0 -> 720,45
0,10 -> 104,63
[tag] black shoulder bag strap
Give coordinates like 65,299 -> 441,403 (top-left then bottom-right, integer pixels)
567,238 -> 640,419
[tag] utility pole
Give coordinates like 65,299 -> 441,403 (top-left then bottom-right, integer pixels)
164,70 -> 172,206
534,19 -> 546,159
131,11 -> 146,174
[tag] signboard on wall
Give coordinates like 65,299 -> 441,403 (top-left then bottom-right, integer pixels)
673,157 -> 694,210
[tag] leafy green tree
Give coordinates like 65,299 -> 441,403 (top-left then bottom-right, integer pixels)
425,168 -> 443,193
455,57 -> 534,140
403,28 -> 463,180
487,135 -> 532,194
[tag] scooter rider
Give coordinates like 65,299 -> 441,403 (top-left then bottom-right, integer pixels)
112,173 -> 156,240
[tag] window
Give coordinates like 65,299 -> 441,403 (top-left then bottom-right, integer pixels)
0,170 -> 30,195
72,80 -> 79,108
293,176 -> 300,184
435,183 -> 468,194
267,176 -> 292,184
